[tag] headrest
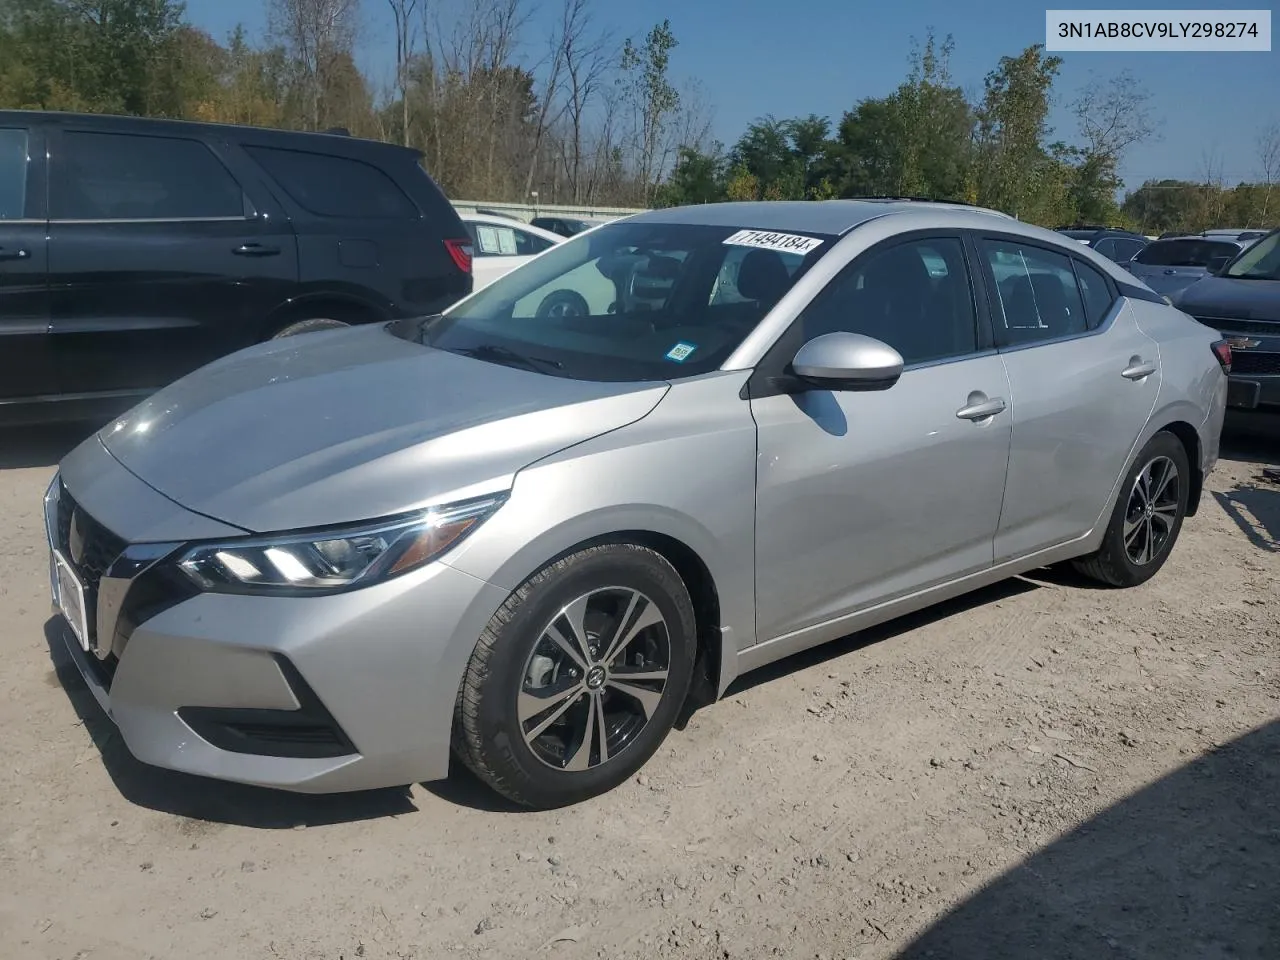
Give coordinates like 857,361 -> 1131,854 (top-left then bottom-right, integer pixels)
737,249 -> 791,303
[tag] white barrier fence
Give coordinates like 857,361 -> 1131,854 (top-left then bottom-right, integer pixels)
451,200 -> 648,222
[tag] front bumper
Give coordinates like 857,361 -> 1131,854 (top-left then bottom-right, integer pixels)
46,440 -> 509,793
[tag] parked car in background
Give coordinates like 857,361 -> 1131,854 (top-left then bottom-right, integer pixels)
0,110 -> 471,426
1055,225 -> 1149,264
47,198 -> 1227,809
531,215 -> 605,238
461,213 -> 563,289
1125,234 -> 1257,296
1170,227 -> 1280,412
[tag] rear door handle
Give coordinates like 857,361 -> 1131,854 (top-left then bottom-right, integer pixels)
1122,358 -> 1157,380
232,243 -> 281,257
955,397 -> 1007,421
0,247 -> 30,261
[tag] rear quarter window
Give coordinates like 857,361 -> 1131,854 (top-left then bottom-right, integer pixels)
244,145 -> 418,219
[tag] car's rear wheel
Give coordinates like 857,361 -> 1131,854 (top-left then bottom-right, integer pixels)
271,317 -> 350,338
452,543 -> 696,809
1072,431 -> 1190,587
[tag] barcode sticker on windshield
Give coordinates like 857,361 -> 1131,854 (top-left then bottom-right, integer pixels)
723,229 -> 824,256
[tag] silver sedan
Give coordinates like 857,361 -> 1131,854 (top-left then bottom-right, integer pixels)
46,200 -> 1229,808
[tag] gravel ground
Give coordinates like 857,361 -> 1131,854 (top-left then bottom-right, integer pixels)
0,418 -> 1276,960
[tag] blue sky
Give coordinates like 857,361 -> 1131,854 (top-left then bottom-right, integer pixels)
185,0 -> 1278,191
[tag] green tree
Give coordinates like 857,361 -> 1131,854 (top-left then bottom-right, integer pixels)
656,144 -> 725,206
830,31 -> 970,201
972,44 -> 1063,221
620,19 -> 680,204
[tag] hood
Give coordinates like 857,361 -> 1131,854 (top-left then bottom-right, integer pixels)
100,323 -> 668,532
1172,275 -> 1280,322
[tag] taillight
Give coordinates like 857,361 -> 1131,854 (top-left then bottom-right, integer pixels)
444,238 -> 473,274
1211,339 -> 1232,374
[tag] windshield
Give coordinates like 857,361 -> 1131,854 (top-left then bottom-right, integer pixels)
1223,230 -> 1280,280
414,220 -> 833,381
1134,239 -> 1238,267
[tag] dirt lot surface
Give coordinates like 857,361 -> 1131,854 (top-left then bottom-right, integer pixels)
0,419 -> 1277,960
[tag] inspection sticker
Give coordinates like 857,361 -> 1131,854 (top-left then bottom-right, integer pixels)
665,341 -> 697,363
723,229 -> 824,256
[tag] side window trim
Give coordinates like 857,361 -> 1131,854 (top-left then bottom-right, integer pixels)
48,128 -> 251,223
744,229 -> 990,400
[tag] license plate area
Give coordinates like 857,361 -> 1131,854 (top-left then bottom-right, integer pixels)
51,550 -> 91,652
1227,378 -> 1261,409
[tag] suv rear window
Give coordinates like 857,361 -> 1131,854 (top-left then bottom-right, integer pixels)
1134,238 -> 1238,267
245,146 -> 418,219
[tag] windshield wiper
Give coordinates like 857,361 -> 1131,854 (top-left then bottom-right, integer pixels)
455,344 -> 564,374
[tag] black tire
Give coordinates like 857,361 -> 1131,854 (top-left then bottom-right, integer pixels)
270,317 -> 350,339
452,543 -> 697,809
535,289 -> 590,319
1072,431 -> 1190,588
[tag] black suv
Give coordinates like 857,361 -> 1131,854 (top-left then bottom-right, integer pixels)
1054,225 -> 1149,264
0,111 -> 472,425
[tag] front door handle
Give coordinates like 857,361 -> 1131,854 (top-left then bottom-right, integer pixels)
0,247 -> 30,261
1122,358 -> 1157,380
955,396 -> 1007,421
232,243 -> 281,257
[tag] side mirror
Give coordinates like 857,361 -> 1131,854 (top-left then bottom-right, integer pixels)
790,332 -> 904,391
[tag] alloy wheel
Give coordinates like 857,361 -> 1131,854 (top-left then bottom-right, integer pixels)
518,587 -> 671,771
1123,455 -> 1180,566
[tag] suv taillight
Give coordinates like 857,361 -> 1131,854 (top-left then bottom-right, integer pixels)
1211,339 -> 1232,374
444,238 -> 473,274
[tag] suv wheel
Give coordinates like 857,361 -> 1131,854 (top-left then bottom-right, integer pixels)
453,544 -> 696,809
271,318 -> 350,339
1072,431 -> 1190,587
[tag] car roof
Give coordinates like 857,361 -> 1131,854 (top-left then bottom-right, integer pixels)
461,211 -> 564,242
0,108 -> 421,159
631,199 -> 1015,236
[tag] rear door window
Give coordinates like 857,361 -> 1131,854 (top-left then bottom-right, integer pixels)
981,240 -> 1088,346
245,146 -> 418,219
54,131 -> 245,220
0,128 -> 29,219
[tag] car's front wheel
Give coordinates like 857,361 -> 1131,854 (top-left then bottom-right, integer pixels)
1073,430 -> 1190,587
453,544 -> 696,808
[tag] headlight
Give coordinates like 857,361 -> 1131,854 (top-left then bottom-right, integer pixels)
177,494 -> 505,595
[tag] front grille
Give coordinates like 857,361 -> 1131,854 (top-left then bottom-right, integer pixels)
54,481 -> 128,657
1195,316 -> 1280,337
1232,352 -> 1280,376
55,483 -> 127,595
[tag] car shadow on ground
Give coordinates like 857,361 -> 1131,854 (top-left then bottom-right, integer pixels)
43,620 -> 418,828
1221,412 -> 1279,466
1214,420 -> 1280,552
895,718 -> 1280,960
0,423 -> 100,470
721,576 -> 1040,698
